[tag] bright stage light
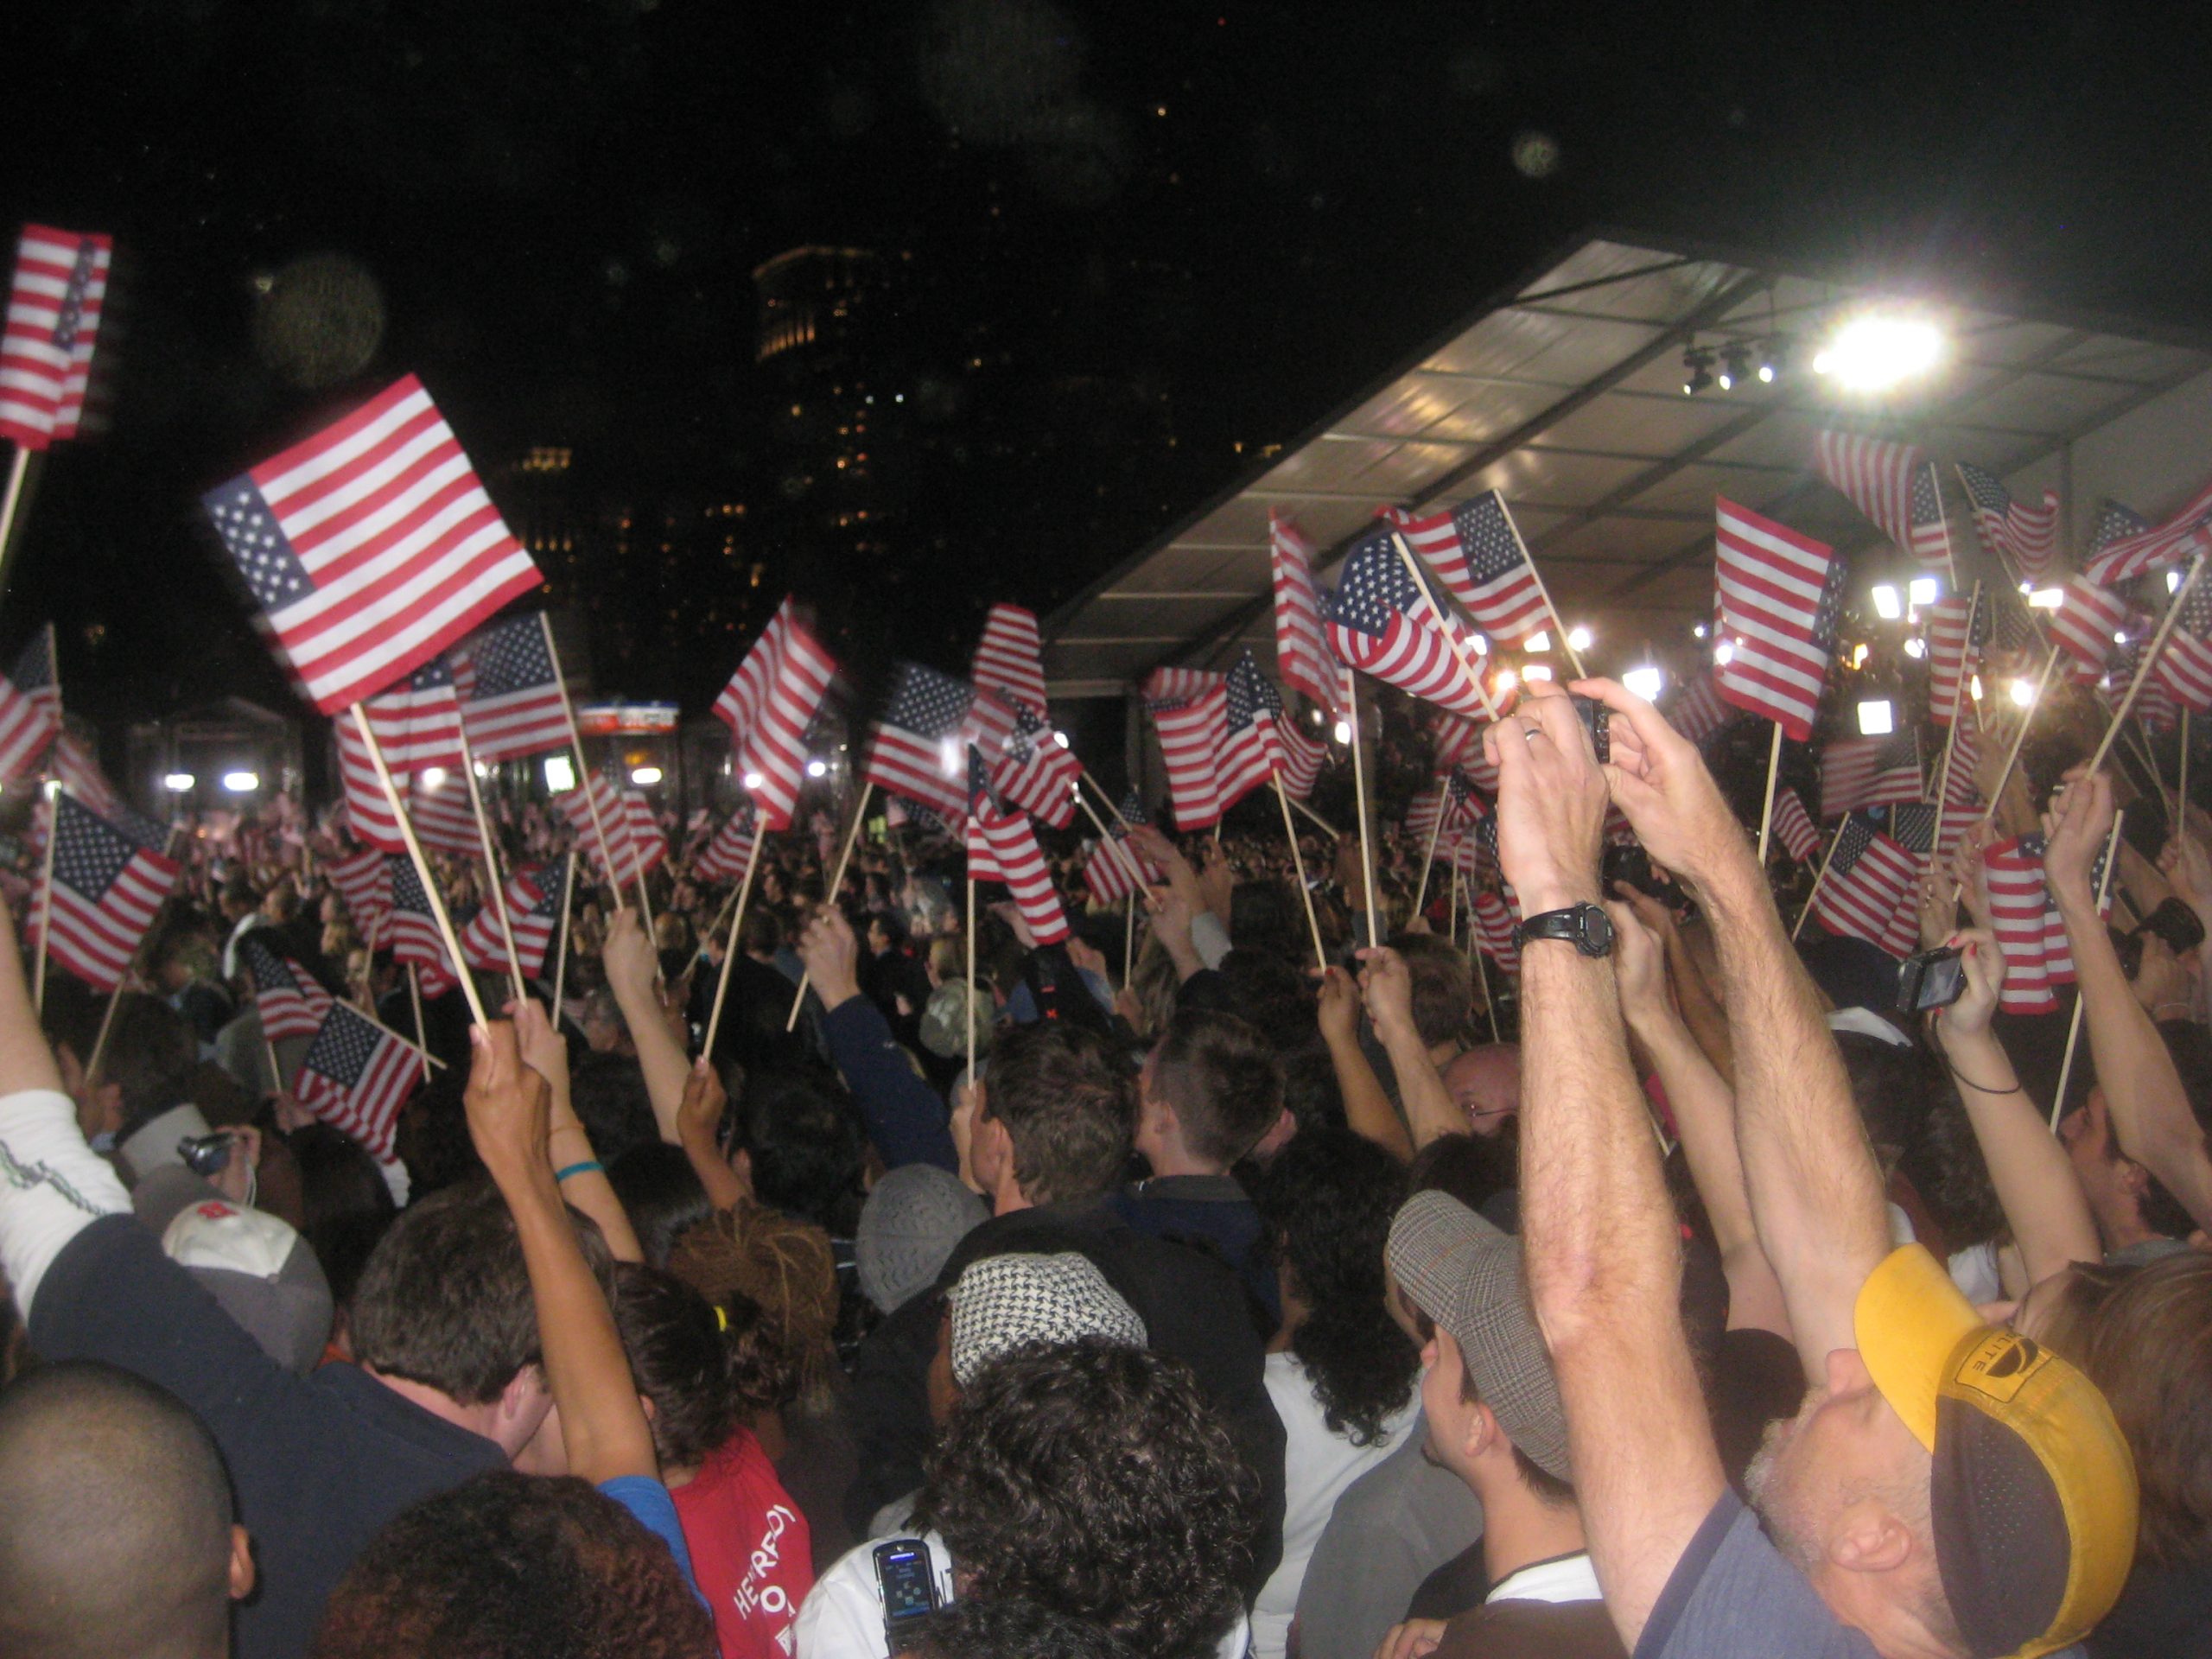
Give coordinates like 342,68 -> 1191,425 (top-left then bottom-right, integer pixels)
1522,664 -> 1554,683
1713,641 -> 1735,665
1908,576 -> 1941,607
2171,569 -> 2185,593
1871,584 -> 1902,620
1623,665 -> 1664,702
1903,637 -> 1925,659
1053,731 -> 1071,749
1566,625 -> 1593,652
1525,631 -> 1551,653
1817,315 -> 1943,391
1692,622 -> 1708,639
2029,588 -> 2064,610
631,766 -> 663,785
1851,643 -> 1870,669
1492,669 -> 1519,695
742,771 -> 766,791
222,771 -> 259,793
543,755 -> 575,792
163,772 -> 195,792
1858,699 -> 1896,736
1332,720 -> 1353,745
2009,678 -> 2037,708
804,760 -> 828,779
420,766 -> 447,791
1969,675 -> 1983,702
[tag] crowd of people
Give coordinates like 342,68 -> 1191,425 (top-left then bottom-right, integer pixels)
0,667 -> 2207,1659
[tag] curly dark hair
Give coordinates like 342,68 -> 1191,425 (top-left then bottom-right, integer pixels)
1254,1126 -> 1419,1446
920,1339 -> 1255,1659
896,1599 -> 1130,1659
310,1470 -> 715,1659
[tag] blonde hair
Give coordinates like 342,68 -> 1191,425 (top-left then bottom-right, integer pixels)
664,1204 -> 841,1417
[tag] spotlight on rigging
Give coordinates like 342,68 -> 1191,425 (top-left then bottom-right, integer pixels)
1681,349 -> 1714,397
1857,699 -> 1896,736
1719,344 -> 1751,391
1757,340 -> 1785,384
1871,584 -> 1903,620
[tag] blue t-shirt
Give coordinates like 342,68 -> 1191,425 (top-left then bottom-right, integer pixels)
1634,1491 -> 1876,1659
600,1475 -> 704,1604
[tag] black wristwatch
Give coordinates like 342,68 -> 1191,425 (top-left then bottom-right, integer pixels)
1511,901 -> 1615,958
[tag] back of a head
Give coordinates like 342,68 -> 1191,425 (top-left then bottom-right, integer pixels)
2078,1252 -> 2212,1570
901,1599 -> 1131,1659
923,1339 -> 1255,1659
609,1263 -> 747,1471
1834,1031 -> 1925,1156
985,1021 -> 1136,1205
0,1361 -> 235,1659
37,971 -> 104,1072
348,1181 -> 543,1406
568,1051 -> 661,1166
1389,932 -> 1472,1051
1229,879 -> 1300,963
1152,1008 -> 1283,1167
738,1069 -> 866,1236
312,1470 -> 714,1659
607,1141 -> 715,1269
289,1121 -> 399,1311
737,904 -> 783,958
101,993 -> 201,1140
1213,949 -> 1319,1053
664,1203 -> 839,1414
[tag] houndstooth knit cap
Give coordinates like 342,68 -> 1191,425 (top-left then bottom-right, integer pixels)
948,1251 -> 1148,1386
1386,1188 -> 1572,1482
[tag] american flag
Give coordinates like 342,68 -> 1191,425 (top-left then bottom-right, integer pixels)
1713,498 -> 1843,741
692,808 -> 757,886
1142,667 -> 1222,707
48,734 -> 162,848
335,715 -> 407,854
1982,832 -> 2113,1014
1149,677 -> 1229,831
2088,501 -> 2152,567
621,791 -> 667,877
1386,493 -> 1549,645
2050,577 -> 2133,684
201,375 -> 542,714
1815,432 -> 1950,566
240,938 -> 335,1042
2150,576 -> 2212,711
1924,590 -> 1987,727
1811,816 -> 1919,956
1216,651 -> 1303,810
1668,671 -> 1744,750
1469,887 -> 1520,974
1082,795 -> 1157,906
1407,770 -> 1479,846
29,793 -> 179,992
991,704 -> 1080,830
293,1001 -> 418,1162
1431,715 -> 1482,778
327,848 -> 391,936
1937,717 -> 1983,816
1270,513 -> 1348,716
970,602 -> 1049,719
0,652 -> 57,784
557,772 -> 658,888
385,855 -> 457,997
1820,732 -> 1923,819
1325,528 -> 1491,718
362,660 -> 464,772
1956,464 -> 2060,582
2083,475 -> 2212,585
460,855 -> 568,981
1772,788 -> 1821,862
710,598 -> 836,832
407,770 -> 481,857
13,626 -> 57,725
865,662 -> 1006,821
0,226 -> 111,448
452,613 -> 572,761
965,748 -> 1068,944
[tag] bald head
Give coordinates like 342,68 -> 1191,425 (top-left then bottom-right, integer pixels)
0,1362 -> 247,1659
1444,1044 -> 1520,1136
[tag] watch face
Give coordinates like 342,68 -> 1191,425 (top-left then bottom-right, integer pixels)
1579,904 -> 1615,956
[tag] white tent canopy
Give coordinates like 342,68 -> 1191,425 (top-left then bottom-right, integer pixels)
1043,230 -> 2212,700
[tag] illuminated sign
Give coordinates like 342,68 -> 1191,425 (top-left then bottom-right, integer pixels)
575,702 -> 680,736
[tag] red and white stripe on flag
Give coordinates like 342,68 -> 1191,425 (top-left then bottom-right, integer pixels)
1151,683 -> 1228,831
2050,579 -> 2133,683
327,849 -> 391,935
621,791 -> 667,876
29,793 -> 179,993
692,812 -> 758,886
361,666 -> 465,772
460,861 -> 563,980
1273,716 -> 1325,798
2083,474 -> 2212,585
1984,837 -> 2060,1014
294,1003 -> 418,1163
408,773 -> 480,857
200,375 -> 543,714
0,673 -> 57,783
973,806 -> 1068,944
1470,888 -> 1519,974
970,603 -> 1049,719
711,598 -> 836,832
1924,595 -> 1980,726
557,773 -> 655,887
1270,515 -> 1347,716
1083,831 -> 1148,906
0,225 -> 111,449
1814,432 -> 1948,565
1771,788 -> 1821,862
1812,819 -> 1918,957
1713,498 -> 1839,741
335,716 -> 407,854
1142,667 -> 1223,707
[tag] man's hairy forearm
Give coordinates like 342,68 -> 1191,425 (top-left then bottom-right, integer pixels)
1694,852 -> 1889,1373
1519,943 -> 1724,1645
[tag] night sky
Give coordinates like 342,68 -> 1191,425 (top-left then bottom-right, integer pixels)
7,0 -> 2212,738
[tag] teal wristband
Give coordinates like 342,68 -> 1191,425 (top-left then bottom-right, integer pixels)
553,1160 -> 603,1184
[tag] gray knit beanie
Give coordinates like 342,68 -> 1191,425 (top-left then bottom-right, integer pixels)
855,1163 -> 988,1315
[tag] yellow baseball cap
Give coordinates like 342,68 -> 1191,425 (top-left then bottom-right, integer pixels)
1855,1245 -> 2138,1658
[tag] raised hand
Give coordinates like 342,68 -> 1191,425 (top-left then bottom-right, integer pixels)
1939,928 -> 2006,1040
601,906 -> 658,1000
1607,899 -> 1670,1029
1354,945 -> 1417,1045
1568,676 -> 1745,891
1481,682 -> 1608,914
463,1020 -> 551,1187
795,906 -> 864,1010
2042,767 -> 2115,899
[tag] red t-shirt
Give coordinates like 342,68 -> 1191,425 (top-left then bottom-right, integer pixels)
670,1428 -> 815,1659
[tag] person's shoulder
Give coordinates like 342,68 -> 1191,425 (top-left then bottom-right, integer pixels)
1435,1596 -> 1624,1659
305,1361 -> 506,1482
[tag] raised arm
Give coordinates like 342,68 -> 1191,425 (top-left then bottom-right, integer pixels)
1928,930 -> 2101,1285
798,907 -> 958,1173
1357,946 -> 1465,1152
1610,899 -> 1789,1339
1579,677 -> 1891,1380
467,1019 -> 658,1485
1494,686 -> 1726,1648
1315,964 -> 1410,1161
602,907 -> 691,1145
2046,771 -> 2212,1225
514,999 -> 644,1264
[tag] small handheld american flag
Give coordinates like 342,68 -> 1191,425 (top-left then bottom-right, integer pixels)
452,613 -> 573,762
460,856 -> 569,981
0,226 -> 111,449
712,598 -> 837,832
294,1001 -> 419,1162
1385,493 -> 1549,647
1270,514 -> 1348,717
29,793 -> 179,993
1326,528 -> 1491,718
1815,432 -> 1950,567
241,938 -> 336,1043
971,603 -> 1049,719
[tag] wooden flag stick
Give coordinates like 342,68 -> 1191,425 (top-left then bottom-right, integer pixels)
700,842 -> 765,1062
1492,495 -> 1587,679
1790,817 -> 1850,942
1389,533 -> 1499,720
1978,649 -> 2063,830
30,785 -> 59,1015
1754,721 -> 1785,865
1929,581 -> 1984,863
348,707 -> 490,1030
964,875 -> 977,1084
1077,768 -> 1140,836
2185,709 -> 2194,814
1285,792 -> 1342,840
406,964 -> 430,1084
1345,675 -> 1381,950
1123,892 -> 1135,984
2089,551 -> 2209,773
1410,783 -> 1450,920
2051,810 -> 2126,1130
1448,865 -> 1459,945
551,849 -> 577,1016
0,448 -> 38,601
1074,791 -> 1149,895
1274,775 -> 1327,973
455,726 -> 525,1007
537,612 -> 632,912
787,782 -> 875,1030
1465,884 -> 1501,1044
